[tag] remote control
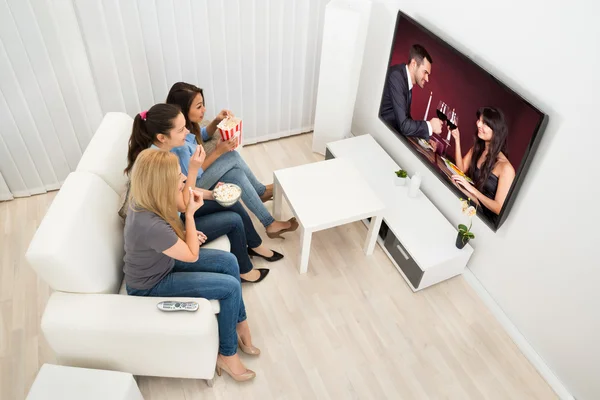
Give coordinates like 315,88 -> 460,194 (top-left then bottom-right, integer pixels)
157,301 -> 199,312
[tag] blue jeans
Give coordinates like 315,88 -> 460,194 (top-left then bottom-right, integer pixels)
189,206 -> 254,274
196,151 -> 275,227
192,200 -> 262,249
127,249 -> 245,356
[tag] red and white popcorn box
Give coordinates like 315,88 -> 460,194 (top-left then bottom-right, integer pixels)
217,117 -> 243,151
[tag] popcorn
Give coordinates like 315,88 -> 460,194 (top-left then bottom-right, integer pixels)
218,118 -> 240,130
213,183 -> 241,202
217,117 -> 242,150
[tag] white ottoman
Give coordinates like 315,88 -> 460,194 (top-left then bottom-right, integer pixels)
27,364 -> 144,400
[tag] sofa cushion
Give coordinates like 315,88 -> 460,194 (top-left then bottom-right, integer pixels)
26,171 -> 124,294
199,120 -> 218,155
117,279 -> 221,314
76,112 -> 133,196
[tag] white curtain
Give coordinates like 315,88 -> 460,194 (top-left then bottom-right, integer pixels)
0,172 -> 12,201
0,0 -> 328,198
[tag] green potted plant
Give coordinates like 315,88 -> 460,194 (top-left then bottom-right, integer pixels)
394,169 -> 408,186
457,198 -> 476,249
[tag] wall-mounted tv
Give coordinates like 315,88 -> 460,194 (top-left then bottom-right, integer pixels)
379,11 -> 548,232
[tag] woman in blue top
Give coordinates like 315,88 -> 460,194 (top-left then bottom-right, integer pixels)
166,82 -> 298,239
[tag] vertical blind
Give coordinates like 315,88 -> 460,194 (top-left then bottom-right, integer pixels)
0,0 -> 328,199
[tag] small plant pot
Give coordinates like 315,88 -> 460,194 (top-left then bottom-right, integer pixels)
395,176 -> 407,186
456,233 -> 469,249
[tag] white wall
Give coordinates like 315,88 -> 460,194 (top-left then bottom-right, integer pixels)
352,1 -> 600,399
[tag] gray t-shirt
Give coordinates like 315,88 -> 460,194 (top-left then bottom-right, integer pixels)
123,208 -> 179,290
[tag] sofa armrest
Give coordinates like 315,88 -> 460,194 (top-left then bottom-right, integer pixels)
41,292 -> 219,380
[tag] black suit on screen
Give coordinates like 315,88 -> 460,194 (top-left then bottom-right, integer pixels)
380,63 -> 430,140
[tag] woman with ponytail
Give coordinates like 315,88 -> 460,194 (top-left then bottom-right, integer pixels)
124,149 -> 259,382
125,104 -> 278,284
166,82 -> 298,239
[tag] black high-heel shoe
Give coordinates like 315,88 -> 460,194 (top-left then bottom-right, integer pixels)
240,268 -> 270,283
248,248 -> 284,262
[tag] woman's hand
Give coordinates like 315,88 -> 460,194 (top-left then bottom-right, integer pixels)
189,144 -> 206,170
451,128 -> 460,142
216,137 -> 238,155
216,109 -> 233,122
186,188 -> 204,214
197,231 -> 207,245
202,189 -> 214,201
452,174 -> 477,195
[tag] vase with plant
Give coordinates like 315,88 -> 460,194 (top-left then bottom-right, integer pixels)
394,169 -> 408,186
457,198 -> 476,249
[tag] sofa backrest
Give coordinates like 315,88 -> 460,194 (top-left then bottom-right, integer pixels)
76,112 -> 133,196
26,171 -> 124,294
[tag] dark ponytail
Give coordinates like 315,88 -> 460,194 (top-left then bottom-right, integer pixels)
125,103 -> 182,175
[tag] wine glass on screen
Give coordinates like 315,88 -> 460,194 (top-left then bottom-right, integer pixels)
448,109 -> 458,130
436,100 -> 449,123
447,109 -> 458,141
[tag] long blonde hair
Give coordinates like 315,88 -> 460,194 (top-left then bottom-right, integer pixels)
128,149 -> 185,239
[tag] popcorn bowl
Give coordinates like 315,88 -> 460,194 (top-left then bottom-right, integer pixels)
213,183 -> 242,207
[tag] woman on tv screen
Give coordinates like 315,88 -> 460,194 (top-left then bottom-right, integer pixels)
451,107 -> 516,217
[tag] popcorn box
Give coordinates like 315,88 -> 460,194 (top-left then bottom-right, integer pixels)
217,117 -> 242,151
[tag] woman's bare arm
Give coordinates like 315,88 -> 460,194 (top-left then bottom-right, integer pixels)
163,213 -> 199,262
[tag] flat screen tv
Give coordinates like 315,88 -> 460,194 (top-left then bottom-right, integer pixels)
379,11 -> 548,232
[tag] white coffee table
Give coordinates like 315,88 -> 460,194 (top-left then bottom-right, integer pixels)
273,158 -> 385,273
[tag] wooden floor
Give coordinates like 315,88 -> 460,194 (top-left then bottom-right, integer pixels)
0,133 -> 556,399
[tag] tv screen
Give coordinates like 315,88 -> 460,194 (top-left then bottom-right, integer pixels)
379,11 -> 548,231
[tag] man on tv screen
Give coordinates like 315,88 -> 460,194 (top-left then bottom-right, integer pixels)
380,44 -> 443,143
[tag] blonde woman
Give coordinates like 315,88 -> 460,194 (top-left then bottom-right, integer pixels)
124,149 -> 259,382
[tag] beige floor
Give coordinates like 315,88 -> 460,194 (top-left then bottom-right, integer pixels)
1,133 -> 556,399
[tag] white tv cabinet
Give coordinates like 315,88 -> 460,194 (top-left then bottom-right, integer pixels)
326,134 -> 473,291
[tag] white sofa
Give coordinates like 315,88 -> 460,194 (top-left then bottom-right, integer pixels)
26,112 -> 230,385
